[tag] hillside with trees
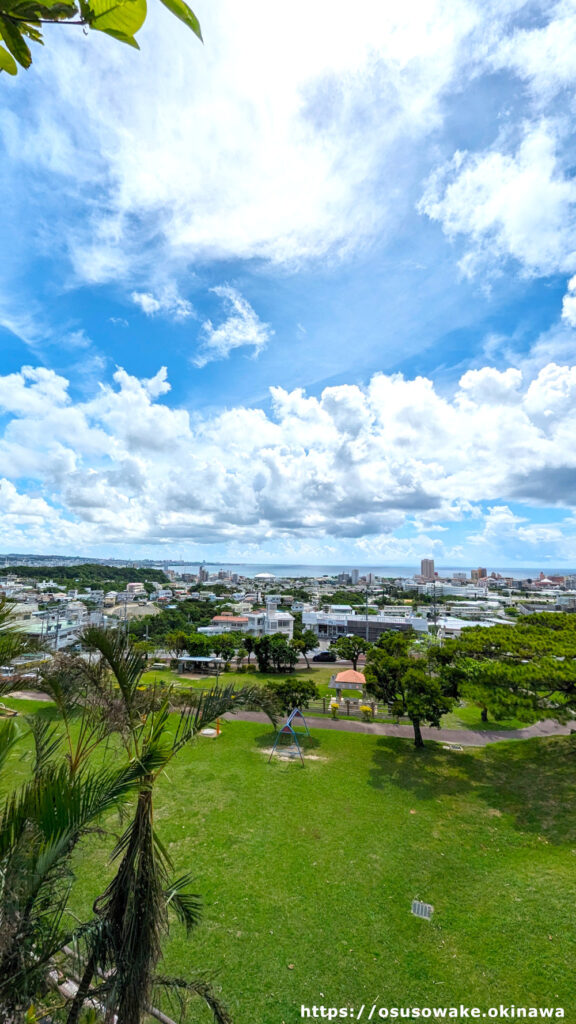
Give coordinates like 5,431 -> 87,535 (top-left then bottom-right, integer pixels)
0,564 -> 169,587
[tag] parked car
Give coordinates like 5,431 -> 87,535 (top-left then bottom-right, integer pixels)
312,651 -> 337,662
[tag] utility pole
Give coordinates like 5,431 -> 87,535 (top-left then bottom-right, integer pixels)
54,604 -> 61,651
365,584 -> 369,641
432,580 -> 438,627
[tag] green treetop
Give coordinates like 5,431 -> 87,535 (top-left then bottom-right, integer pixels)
0,0 -> 201,76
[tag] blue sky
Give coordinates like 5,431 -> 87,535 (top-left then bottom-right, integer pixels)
1,0 -> 576,566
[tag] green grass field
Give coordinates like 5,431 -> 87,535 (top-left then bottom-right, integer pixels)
4,700 -> 574,1023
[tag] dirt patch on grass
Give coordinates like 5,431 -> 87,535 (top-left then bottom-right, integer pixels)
258,747 -> 327,762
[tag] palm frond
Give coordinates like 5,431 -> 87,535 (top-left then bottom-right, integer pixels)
81,626 -> 146,717
154,973 -> 233,1024
172,682 -> 278,754
0,716 -> 21,774
24,714 -> 62,774
164,873 -> 202,933
0,596 -> 47,662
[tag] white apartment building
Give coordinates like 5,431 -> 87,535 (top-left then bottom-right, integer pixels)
303,609 -> 429,641
126,582 -> 146,595
400,580 -> 492,599
199,609 -> 294,640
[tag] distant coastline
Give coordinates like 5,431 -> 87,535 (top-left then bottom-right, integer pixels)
1,554 -> 574,582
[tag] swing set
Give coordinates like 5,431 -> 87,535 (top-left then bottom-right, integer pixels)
268,707 -> 310,765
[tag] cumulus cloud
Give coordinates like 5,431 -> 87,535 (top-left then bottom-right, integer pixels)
419,122 -> 576,279
2,361 -> 576,555
468,504 -> 571,560
194,286 -> 272,367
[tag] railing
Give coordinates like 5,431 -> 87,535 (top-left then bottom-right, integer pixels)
305,698 -> 409,722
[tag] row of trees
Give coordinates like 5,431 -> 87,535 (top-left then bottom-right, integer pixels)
138,603 -> 576,749
0,600 -> 276,1023
129,599 -> 224,642
160,627 -> 322,673
0,564 -> 169,587
362,614 -> 576,747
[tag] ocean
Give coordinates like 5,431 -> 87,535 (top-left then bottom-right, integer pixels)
167,563 -> 573,581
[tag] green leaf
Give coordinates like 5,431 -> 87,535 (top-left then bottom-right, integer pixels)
0,42 -> 17,73
0,15 -> 32,67
99,25 -> 139,46
18,22 -> 44,43
158,0 -> 201,39
9,0 -> 77,15
87,0 -> 146,38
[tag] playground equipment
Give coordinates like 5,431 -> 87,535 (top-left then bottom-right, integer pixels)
268,722 -> 304,765
286,707 -> 310,737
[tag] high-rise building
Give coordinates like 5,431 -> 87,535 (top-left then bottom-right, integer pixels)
351,569 -> 360,585
477,567 -> 487,578
421,558 -> 435,580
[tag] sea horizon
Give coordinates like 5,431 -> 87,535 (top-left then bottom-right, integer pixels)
167,563 -> 576,581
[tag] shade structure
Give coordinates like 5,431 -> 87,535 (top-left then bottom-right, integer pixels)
328,669 -> 366,691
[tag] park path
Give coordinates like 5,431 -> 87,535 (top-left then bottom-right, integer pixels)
223,710 -> 576,746
8,691 -> 575,747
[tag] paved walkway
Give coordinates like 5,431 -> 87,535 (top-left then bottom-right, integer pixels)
9,691 -> 575,747
224,710 -> 576,746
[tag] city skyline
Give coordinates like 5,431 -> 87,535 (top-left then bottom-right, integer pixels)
1,1 -> 576,563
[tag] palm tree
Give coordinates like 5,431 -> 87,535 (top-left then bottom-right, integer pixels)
0,723 -> 153,1021
69,627 -> 274,1023
0,623 -> 275,1023
0,595 -> 44,669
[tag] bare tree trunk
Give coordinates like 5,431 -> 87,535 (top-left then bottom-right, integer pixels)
65,950 -> 98,1024
411,716 -> 424,747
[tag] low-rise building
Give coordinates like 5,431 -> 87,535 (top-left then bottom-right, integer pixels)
199,609 -> 294,640
303,610 -> 428,641
210,614 -> 250,632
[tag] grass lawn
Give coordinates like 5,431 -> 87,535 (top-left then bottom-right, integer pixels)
440,701 -> 529,731
140,669 -> 529,730
141,665 -> 362,699
8,707 -> 568,1024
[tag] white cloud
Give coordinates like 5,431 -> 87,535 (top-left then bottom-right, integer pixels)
457,366 -> 523,405
468,504 -> 570,559
1,0 -> 505,284
2,360 -> 576,555
491,1 -> 576,100
419,121 -> 576,279
194,286 -> 272,367
561,274 -> 576,327
131,293 -> 162,316
130,287 -> 195,321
